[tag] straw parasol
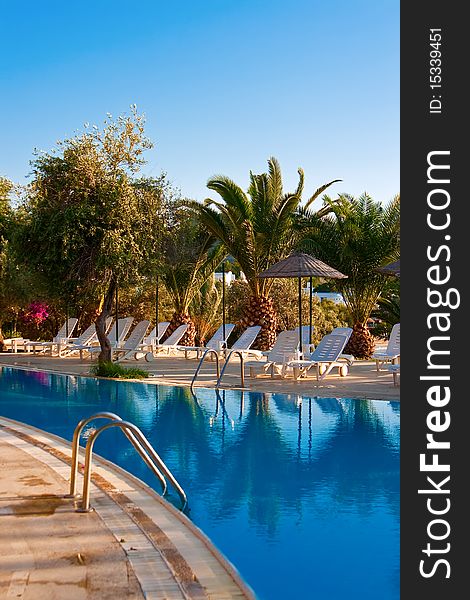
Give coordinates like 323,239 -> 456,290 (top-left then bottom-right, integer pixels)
258,252 -> 347,349
376,259 -> 400,277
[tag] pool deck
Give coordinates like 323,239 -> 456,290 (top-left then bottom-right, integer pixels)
0,351 -> 399,402
0,416 -> 254,600
0,351 -> 398,599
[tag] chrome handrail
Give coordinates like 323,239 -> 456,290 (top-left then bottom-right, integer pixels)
77,419 -> 187,512
68,412 -> 124,497
216,350 -> 246,388
190,348 -> 221,390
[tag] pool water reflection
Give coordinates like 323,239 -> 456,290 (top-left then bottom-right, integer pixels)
0,367 -> 399,599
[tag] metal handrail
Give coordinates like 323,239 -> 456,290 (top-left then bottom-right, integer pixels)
68,412 -> 127,497
190,348 -> 221,390
216,350 -> 247,388
68,413 -> 187,511
77,420 -> 187,512
68,412 -> 167,497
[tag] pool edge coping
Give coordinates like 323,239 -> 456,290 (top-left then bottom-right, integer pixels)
0,415 -> 256,600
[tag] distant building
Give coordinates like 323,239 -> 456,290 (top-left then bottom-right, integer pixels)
302,288 -> 345,304
214,271 -> 236,286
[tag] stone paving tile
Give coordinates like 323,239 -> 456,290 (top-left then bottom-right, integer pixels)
0,418 -> 254,600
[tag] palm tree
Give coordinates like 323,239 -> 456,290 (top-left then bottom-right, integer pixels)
190,275 -> 223,346
299,193 -> 400,358
156,206 -> 225,346
186,157 -> 339,349
373,276 -> 400,336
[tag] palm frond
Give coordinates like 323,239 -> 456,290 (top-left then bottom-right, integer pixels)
304,179 -> 342,210
207,176 -> 253,222
190,158 -> 341,298
298,192 -> 400,323
267,157 -> 284,206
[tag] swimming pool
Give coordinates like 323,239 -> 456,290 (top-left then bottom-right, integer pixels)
0,367 -> 399,599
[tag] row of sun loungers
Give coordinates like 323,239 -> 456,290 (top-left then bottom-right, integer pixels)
3,315 -> 400,384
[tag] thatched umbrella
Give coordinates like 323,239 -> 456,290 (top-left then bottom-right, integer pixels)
258,252 -> 347,349
376,259 -> 400,277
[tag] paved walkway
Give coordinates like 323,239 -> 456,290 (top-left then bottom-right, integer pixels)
0,352 -> 399,401
0,418 -> 254,600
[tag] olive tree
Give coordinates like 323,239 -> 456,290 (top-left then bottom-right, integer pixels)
0,177 -> 14,347
15,108 -> 167,362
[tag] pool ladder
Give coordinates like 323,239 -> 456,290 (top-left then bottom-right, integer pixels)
67,412 -> 187,512
190,348 -> 247,390
190,349 -> 221,390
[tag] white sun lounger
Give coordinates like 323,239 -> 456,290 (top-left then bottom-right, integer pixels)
145,322 -> 170,348
83,317 -> 134,360
245,329 -> 301,379
372,323 -> 400,371
285,333 -> 351,381
2,337 -> 28,353
134,321 -> 170,355
388,363 -> 400,386
177,323 -> 236,359
302,326 -> 353,366
295,325 -> 313,355
24,318 -> 79,356
331,326 -> 354,366
190,325 -> 261,388
214,326 -> 263,387
61,317 -> 113,357
226,326 -> 262,357
113,320 -> 151,362
144,324 -> 189,360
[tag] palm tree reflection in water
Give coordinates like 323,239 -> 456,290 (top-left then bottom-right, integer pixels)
142,388 -> 398,537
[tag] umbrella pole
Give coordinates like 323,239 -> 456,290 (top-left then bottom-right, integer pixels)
309,276 -> 313,346
65,303 -> 69,338
115,283 -> 119,344
155,275 -> 160,346
155,275 -> 159,329
222,262 -> 226,342
298,277 -> 302,351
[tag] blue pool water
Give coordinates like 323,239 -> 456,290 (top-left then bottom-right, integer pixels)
0,367 -> 399,599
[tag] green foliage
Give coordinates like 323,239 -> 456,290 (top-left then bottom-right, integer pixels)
14,108 -> 167,304
190,275 -> 223,345
372,277 -> 400,336
0,176 -> 13,266
299,193 -> 400,325
90,361 -> 149,379
12,108 -> 172,361
113,276 -> 175,324
1,179 -> 44,343
0,177 -> 13,229
155,203 -> 225,314
186,157 -> 340,296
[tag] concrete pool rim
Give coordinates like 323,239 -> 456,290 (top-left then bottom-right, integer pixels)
0,414 -> 255,600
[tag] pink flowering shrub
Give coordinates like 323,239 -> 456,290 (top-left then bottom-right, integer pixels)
21,301 -> 49,326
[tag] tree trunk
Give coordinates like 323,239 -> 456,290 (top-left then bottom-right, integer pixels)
0,324 -> 4,352
238,295 -> 277,350
344,322 -> 375,359
95,278 -> 117,363
165,312 -> 196,346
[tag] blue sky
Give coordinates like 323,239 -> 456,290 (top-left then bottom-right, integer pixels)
0,0 -> 399,204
